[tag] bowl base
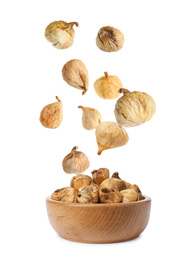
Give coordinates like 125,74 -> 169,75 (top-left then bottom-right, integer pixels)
58,234 -> 140,244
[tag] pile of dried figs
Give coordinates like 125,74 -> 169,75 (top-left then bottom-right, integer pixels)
52,166 -> 143,204
40,20 -> 156,203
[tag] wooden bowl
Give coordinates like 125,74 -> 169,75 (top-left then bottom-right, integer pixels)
46,196 -> 151,243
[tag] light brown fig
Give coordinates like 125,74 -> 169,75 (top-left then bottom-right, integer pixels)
129,184 -> 143,200
45,20 -> 79,49
62,59 -> 89,95
94,72 -> 123,99
95,121 -> 129,155
99,187 -> 122,203
120,189 -> 139,203
39,96 -> 63,129
76,183 -> 99,203
70,174 -> 93,191
78,106 -> 102,130
62,146 -> 90,174
96,26 -> 124,52
114,88 -> 156,127
51,187 -> 77,202
100,176 -> 127,192
91,168 -> 109,186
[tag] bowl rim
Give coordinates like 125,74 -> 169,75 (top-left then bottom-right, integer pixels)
46,195 -> 151,207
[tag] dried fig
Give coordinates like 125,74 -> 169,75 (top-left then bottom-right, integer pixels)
45,20 -> 79,49
100,175 -> 127,191
91,168 -> 109,186
120,189 -> 138,203
70,174 -> 93,191
62,59 -> 89,95
62,146 -> 90,174
51,187 -> 76,202
114,88 -> 156,127
94,72 -> 123,99
129,184 -> 143,200
96,26 -> 124,52
39,96 -> 63,129
78,106 -> 102,130
95,121 -> 129,155
99,187 -> 122,203
76,183 -> 99,203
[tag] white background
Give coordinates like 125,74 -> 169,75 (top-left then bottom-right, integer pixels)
0,0 -> 191,259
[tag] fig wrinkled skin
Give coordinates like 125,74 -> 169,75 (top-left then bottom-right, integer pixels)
62,146 -> 90,174
70,174 -> 93,191
45,20 -> 79,49
100,176 -> 127,192
78,106 -> 102,130
51,187 -> 76,202
94,72 -> 123,100
76,183 -> 99,203
91,168 -> 110,186
96,26 -> 124,52
120,189 -> 139,203
95,121 -> 129,155
40,96 -> 63,129
114,88 -> 156,127
62,59 -> 89,95
99,187 -> 122,203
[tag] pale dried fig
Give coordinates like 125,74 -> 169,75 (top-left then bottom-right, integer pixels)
95,121 -> 129,155
100,176 -> 127,191
62,59 -> 89,95
70,174 -> 93,191
120,189 -> 139,203
62,146 -> 90,174
94,72 -> 123,99
129,184 -> 143,200
45,20 -> 79,49
114,88 -> 156,127
78,105 -> 102,130
91,168 -> 109,186
39,96 -> 63,129
51,187 -> 76,202
76,183 -> 99,203
99,187 -> 122,203
96,26 -> 124,52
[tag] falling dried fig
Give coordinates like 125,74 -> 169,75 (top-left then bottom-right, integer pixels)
62,59 -> 89,95
114,88 -> 156,127
96,26 -> 124,52
39,96 -> 63,129
45,20 -> 79,49
95,121 -> 129,155
78,105 -> 102,130
94,72 -> 123,99
62,146 -> 90,174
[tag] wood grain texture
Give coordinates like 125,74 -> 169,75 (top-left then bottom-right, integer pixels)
46,196 -> 151,243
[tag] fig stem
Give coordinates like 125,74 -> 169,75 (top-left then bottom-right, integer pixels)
66,22 -> 79,28
104,72 -> 109,80
71,146 -> 78,157
55,96 -> 61,102
118,88 -> 131,95
82,87 -> 87,95
112,172 -> 121,179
